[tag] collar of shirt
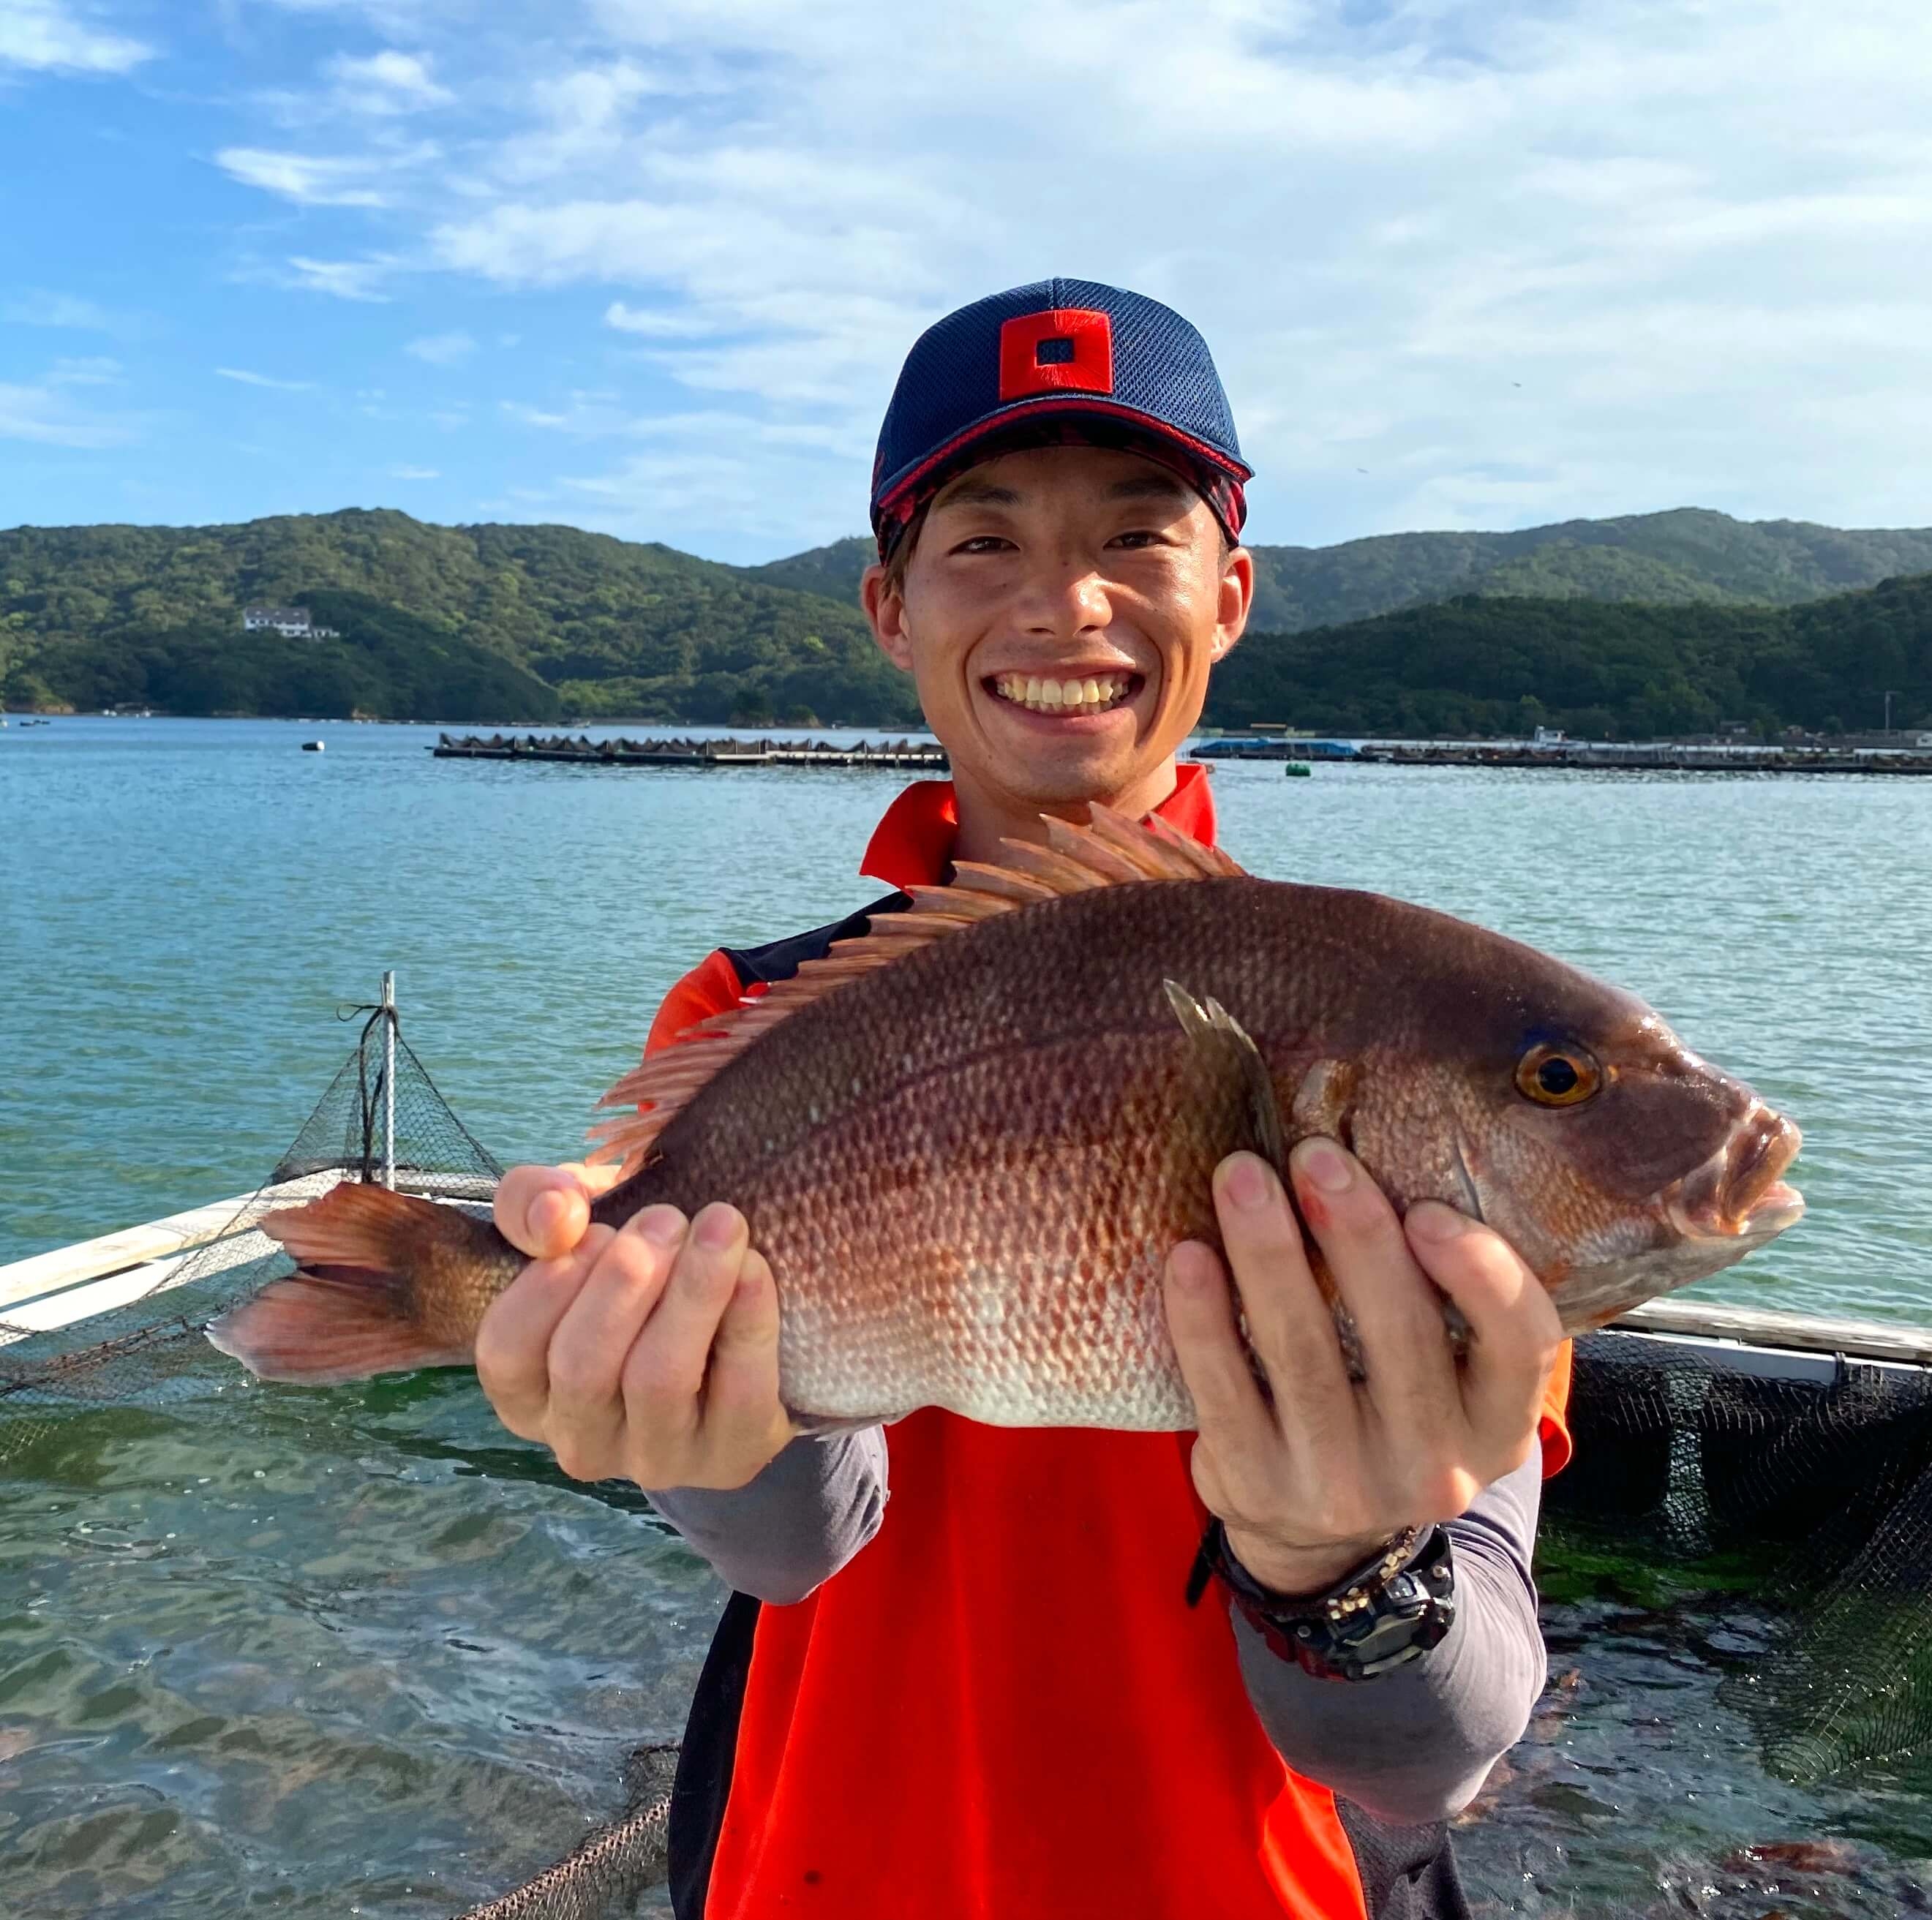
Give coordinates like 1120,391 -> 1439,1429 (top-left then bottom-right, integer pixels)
858,761 -> 1217,893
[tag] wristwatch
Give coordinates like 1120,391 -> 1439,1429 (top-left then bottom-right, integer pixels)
1187,1520 -> 1456,1683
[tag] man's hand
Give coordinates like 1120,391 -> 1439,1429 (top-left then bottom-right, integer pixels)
476,1162 -> 796,1491
1164,1142 -> 1563,1597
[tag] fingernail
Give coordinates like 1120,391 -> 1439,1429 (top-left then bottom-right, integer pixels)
530,1191 -> 568,1241
695,1205 -> 743,1251
639,1205 -> 685,1248
1224,1155 -> 1271,1211
1167,1243 -> 1216,1293
1299,1142 -> 1353,1194
1407,1203 -> 1469,1243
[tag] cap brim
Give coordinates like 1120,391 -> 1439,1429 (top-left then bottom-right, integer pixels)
872,395 -> 1251,529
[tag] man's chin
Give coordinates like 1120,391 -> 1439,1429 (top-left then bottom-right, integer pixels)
995,753 -> 1152,813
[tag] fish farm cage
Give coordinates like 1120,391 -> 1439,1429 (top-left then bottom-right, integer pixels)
4,987 -> 1931,1919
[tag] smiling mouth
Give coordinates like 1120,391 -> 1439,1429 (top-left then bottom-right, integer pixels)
986,671 -> 1141,715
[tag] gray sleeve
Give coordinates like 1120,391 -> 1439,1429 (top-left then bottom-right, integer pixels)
1232,1450 -> 1547,1826
644,1428 -> 889,1605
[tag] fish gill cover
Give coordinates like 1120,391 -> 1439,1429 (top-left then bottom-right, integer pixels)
1,1000 -> 1931,1914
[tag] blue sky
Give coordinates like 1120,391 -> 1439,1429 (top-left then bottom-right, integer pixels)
4,0 -> 1931,565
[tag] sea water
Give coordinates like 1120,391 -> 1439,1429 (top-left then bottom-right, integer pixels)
2,716 -> 1930,1916
2,715 -> 1925,1314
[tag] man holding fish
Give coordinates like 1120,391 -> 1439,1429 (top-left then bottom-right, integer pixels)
218,282 -> 1803,1918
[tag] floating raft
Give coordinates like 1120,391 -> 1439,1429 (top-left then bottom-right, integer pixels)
1354,742 -> 1932,775
433,731 -> 949,769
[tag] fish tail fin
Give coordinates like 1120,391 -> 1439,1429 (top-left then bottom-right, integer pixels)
206,1182 -> 518,1385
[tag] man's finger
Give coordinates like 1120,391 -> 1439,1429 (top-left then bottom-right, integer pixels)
474,1224 -> 614,1433
495,1164 -> 590,1260
543,1208 -> 685,1468
1210,1151 -> 1356,1433
1291,1140 -> 1464,1440
1163,1238 -> 1272,1438
1405,1202 -> 1562,1470
622,1202 -> 751,1415
699,1248 -> 792,1469
501,1161 -> 625,1258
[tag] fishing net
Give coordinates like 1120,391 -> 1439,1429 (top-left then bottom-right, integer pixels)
0,1001 -> 501,1469
1546,1327 -> 1932,1786
5,1004 -> 1932,1916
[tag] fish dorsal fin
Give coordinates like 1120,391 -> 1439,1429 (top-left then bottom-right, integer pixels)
587,804 -> 1248,1172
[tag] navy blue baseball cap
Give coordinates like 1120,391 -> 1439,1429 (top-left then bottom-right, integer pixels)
871,277 -> 1252,559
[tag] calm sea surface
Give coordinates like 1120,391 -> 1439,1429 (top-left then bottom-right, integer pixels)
2,715 -> 1927,1312
2,715 -> 1931,1917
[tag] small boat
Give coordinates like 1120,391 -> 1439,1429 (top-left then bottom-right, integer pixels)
301,739 -> 326,753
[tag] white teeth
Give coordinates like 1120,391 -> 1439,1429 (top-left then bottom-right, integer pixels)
991,671 -> 1132,714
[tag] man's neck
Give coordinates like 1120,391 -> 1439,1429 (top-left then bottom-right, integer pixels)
948,758 -> 1180,867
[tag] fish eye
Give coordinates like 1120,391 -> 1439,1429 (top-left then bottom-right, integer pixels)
1515,1043 -> 1601,1107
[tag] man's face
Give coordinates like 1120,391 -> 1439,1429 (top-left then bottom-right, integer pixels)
862,442 -> 1252,816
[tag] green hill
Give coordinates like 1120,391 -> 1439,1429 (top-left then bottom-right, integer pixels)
7,590 -> 565,724
0,510 -> 918,725
1204,573 -> 1932,740
746,534 -> 876,603
750,509 -> 1932,632
5,505 -> 1931,732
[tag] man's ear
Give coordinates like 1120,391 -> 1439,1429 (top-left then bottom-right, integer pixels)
1209,545 -> 1255,664
862,562 -> 916,673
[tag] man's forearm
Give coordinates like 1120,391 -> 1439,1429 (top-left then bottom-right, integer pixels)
647,1428 -> 889,1604
1233,1453 -> 1547,1826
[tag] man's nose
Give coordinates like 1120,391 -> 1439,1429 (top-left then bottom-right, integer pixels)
1020,560 -> 1112,634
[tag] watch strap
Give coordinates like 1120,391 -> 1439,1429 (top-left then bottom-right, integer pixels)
1188,1518 -> 1456,1683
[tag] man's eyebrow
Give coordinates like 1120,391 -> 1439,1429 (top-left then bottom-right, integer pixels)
931,478 -> 1023,511
1106,473 -> 1190,502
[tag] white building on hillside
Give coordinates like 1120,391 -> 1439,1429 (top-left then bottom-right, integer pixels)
241,605 -> 338,639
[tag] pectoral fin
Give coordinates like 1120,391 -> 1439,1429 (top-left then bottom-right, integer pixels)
1162,980 -> 1287,1178
1163,980 -> 1367,1383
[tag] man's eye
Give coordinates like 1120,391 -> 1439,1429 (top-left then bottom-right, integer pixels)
1110,530 -> 1163,549
952,535 -> 1014,554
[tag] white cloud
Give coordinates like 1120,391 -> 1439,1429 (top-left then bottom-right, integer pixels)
0,372 -> 141,448
48,355 -> 121,385
326,48 -> 451,111
217,145 -> 424,206
604,300 -> 713,339
283,255 -> 394,301
207,0 -> 1932,546
217,366 -> 314,391
217,147 -> 379,206
1,289 -> 131,333
404,329 -> 475,364
0,0 -> 150,73
390,463 -> 440,478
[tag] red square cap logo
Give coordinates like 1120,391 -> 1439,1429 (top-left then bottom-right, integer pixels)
999,308 -> 1114,402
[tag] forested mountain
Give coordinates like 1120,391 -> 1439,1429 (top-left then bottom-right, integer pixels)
746,535 -> 875,603
752,509 -> 1932,632
12,590 -> 564,724
0,511 -> 917,724
1203,573 -> 1932,740
3,506 -> 1928,732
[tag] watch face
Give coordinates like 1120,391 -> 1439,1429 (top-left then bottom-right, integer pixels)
1253,1529 -> 1456,1682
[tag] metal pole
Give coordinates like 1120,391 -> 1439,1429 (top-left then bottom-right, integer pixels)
381,971 -> 396,1191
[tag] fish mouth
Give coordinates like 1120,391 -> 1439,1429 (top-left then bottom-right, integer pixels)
1664,1102 -> 1805,1244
